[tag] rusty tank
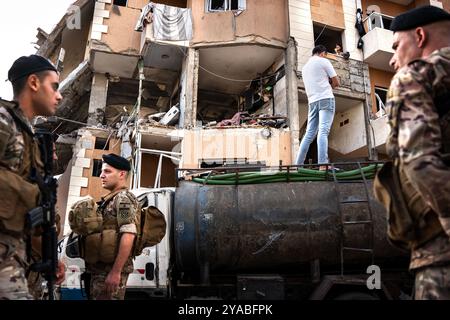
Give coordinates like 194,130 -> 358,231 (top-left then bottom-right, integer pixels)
173,179 -> 406,274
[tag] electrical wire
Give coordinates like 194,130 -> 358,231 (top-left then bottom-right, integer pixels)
54,116 -> 89,126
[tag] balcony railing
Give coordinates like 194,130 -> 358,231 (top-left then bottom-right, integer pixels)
140,21 -> 190,54
363,12 -> 394,32
361,12 -> 395,72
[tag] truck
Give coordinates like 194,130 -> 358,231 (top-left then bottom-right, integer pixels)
59,162 -> 413,300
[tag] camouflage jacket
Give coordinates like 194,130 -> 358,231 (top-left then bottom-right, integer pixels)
0,100 -> 34,173
0,100 -> 41,263
386,47 -> 450,269
87,188 -> 139,274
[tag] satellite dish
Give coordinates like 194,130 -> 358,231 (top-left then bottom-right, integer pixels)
367,4 -> 381,15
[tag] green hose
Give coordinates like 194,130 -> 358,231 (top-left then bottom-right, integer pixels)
192,164 -> 381,185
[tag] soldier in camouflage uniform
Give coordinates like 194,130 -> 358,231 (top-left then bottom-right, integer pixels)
373,6 -> 450,300
0,55 -> 64,299
84,153 -> 138,300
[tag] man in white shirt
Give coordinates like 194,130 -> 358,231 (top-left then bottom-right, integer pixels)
295,45 -> 340,170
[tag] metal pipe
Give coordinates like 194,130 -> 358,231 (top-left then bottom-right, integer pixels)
133,60 -> 145,189
154,154 -> 164,189
137,133 -> 143,189
140,148 -> 182,156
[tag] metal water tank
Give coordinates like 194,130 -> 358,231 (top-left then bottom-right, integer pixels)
174,180 -> 405,273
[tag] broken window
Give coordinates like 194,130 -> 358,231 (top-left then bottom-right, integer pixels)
374,86 -> 388,114
207,0 -> 245,12
113,0 -> 127,7
92,159 -> 103,177
95,137 -> 110,150
313,23 -> 344,54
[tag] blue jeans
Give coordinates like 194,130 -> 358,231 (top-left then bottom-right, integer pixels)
295,98 -> 335,165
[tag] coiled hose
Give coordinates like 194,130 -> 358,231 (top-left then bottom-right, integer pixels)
192,164 -> 380,185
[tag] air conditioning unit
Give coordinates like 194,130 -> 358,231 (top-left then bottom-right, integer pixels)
159,104 -> 180,126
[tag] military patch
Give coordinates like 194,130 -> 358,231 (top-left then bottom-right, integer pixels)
119,206 -> 131,221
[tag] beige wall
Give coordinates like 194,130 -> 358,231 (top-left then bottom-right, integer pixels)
361,0 -> 410,17
181,128 -> 292,168
102,4 -> 142,54
311,0 -> 345,30
369,67 -> 394,114
329,103 -> 367,156
60,8 -> 92,80
289,0 -> 315,69
189,0 -> 289,47
127,0 -> 149,9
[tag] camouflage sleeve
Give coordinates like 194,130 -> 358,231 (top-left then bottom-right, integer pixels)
114,192 -> 138,234
0,111 -> 13,157
390,67 -> 450,234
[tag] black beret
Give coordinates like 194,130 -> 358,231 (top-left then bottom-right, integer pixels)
102,153 -> 131,171
8,55 -> 57,83
390,6 -> 450,32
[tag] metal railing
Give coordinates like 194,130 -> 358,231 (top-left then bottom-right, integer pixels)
175,161 -> 386,186
363,12 -> 395,32
133,132 -> 182,189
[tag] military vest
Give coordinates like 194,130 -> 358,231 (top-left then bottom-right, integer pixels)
80,189 -> 138,266
0,102 -> 42,236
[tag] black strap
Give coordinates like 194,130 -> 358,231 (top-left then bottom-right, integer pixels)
434,91 -> 450,118
98,189 -> 127,211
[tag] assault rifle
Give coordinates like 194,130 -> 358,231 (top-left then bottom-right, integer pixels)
27,129 -> 58,300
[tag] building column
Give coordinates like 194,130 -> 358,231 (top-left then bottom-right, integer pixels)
362,63 -> 377,160
286,37 -> 300,163
182,48 -> 199,129
87,73 -> 108,126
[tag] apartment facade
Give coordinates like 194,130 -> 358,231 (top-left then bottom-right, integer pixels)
289,0 -> 449,163
33,0 -> 450,226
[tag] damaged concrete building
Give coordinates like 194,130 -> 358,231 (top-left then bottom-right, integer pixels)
33,0 -> 450,230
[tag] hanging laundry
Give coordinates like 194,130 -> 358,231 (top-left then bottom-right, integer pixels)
135,2 -> 193,41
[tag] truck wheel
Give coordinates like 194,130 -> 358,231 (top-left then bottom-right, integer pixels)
333,292 -> 379,300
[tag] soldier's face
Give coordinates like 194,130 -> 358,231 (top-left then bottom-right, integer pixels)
389,31 -> 422,72
100,163 -> 120,191
32,71 -> 62,117
100,163 -> 126,191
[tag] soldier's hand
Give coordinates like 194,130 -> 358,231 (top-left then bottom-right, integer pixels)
56,260 -> 66,285
105,270 -> 121,297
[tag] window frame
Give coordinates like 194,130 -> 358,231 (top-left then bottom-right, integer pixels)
206,0 -> 246,13
92,159 -> 103,177
374,86 -> 388,114
313,23 -> 345,54
113,0 -> 127,7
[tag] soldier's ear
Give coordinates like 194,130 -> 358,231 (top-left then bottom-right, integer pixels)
28,74 -> 41,93
414,27 -> 427,49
